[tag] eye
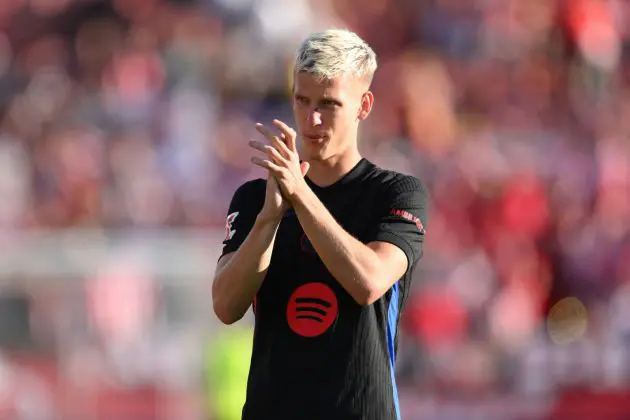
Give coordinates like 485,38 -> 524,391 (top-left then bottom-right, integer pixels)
295,95 -> 309,105
320,99 -> 340,109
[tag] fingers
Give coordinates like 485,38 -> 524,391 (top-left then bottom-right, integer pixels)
249,140 -> 285,164
255,124 -> 291,158
270,135 -> 291,158
256,121 -> 298,154
272,119 -> 297,152
251,156 -> 283,173
252,121 -> 305,180
300,161 -> 310,175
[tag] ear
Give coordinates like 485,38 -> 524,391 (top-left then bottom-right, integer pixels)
358,91 -> 374,121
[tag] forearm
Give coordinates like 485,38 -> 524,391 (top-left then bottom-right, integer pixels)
212,216 -> 280,324
292,188 -> 382,305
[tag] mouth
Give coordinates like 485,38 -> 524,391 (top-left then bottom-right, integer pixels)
302,134 -> 327,143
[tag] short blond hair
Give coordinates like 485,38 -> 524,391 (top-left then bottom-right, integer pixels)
294,29 -> 377,82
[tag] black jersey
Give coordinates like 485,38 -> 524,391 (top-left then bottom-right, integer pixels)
219,158 -> 428,420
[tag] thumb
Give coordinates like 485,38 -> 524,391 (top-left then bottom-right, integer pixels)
300,161 -> 310,175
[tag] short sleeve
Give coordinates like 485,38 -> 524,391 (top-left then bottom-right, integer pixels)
219,179 -> 266,259
368,176 -> 428,273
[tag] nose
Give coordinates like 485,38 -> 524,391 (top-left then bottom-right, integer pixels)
307,110 -> 322,127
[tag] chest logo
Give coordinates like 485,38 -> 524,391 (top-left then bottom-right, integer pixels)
287,282 -> 338,337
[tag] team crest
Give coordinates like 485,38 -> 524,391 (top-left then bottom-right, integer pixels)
224,212 -> 239,241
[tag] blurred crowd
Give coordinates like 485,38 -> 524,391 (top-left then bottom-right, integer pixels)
0,0 -> 629,417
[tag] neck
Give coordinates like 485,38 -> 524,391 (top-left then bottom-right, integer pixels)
306,147 -> 362,187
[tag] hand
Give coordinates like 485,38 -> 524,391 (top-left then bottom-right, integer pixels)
250,119 -> 310,202
258,174 -> 289,224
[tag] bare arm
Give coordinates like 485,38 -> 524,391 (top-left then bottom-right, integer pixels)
212,215 -> 281,324
249,121 -> 405,305
214,126 -> 311,325
292,187 -> 408,306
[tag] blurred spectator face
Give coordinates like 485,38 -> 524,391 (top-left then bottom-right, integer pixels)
291,71 -> 373,161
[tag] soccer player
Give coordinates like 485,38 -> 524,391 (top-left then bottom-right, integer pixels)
212,29 -> 428,420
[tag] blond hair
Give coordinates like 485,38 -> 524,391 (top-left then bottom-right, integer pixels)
294,29 -> 377,82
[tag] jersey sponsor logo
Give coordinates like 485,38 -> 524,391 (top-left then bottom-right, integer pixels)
390,209 -> 425,234
224,212 -> 239,241
286,282 -> 338,337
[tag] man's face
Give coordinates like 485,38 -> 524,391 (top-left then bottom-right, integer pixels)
292,71 -> 372,161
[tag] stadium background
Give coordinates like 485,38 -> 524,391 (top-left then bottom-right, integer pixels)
0,0 -> 628,418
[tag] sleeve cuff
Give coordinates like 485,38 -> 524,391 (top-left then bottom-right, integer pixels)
370,230 -> 416,274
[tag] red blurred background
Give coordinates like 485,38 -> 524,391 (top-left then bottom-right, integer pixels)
0,0 -> 628,419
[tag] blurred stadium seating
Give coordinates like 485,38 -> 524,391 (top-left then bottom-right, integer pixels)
0,0 -> 628,419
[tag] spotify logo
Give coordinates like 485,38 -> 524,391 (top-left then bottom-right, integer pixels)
286,283 -> 338,337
